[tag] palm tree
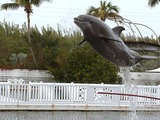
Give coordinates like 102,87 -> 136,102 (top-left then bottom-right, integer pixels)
148,0 -> 160,7
1,0 -> 53,66
87,0 -> 122,22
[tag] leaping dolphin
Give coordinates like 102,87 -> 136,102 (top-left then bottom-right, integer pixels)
74,15 -> 159,67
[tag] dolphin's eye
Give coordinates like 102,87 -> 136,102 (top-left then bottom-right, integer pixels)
90,20 -> 94,24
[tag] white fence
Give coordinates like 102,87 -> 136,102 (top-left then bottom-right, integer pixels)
0,81 -> 159,107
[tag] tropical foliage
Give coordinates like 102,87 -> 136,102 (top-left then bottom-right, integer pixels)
0,21 -> 121,83
87,0 -> 122,21
148,0 -> 160,7
49,44 -> 120,84
0,21 -> 159,83
1,0 -> 53,65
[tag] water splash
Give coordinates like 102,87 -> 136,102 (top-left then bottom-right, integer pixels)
119,67 -> 138,120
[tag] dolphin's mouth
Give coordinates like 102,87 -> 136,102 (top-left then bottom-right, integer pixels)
74,17 -> 85,24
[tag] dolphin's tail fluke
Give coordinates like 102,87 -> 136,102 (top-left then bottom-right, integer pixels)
141,55 -> 160,60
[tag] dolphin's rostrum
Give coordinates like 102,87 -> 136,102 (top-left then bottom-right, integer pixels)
74,15 -> 159,67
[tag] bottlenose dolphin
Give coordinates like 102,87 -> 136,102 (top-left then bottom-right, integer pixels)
74,15 -> 159,67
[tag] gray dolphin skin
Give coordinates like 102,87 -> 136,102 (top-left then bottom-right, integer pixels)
74,15 -> 159,67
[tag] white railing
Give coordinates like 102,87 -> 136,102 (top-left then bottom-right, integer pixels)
0,81 -> 159,106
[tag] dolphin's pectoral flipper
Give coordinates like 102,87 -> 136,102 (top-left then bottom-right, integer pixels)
79,39 -> 86,46
141,55 -> 160,60
99,35 -> 122,43
112,26 -> 125,37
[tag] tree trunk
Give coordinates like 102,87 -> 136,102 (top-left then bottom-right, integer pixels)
27,12 -> 37,66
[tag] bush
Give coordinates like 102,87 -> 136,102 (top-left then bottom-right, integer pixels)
50,44 -> 120,84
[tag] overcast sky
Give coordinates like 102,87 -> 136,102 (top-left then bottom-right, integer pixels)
0,0 -> 160,37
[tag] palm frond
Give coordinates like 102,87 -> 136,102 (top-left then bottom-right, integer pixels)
86,0 -> 120,21
110,6 -> 119,13
148,0 -> 160,7
87,6 -> 99,16
106,2 -> 112,9
106,2 -> 119,13
101,0 -> 106,10
107,13 -> 123,19
1,3 -> 20,10
31,0 -> 53,6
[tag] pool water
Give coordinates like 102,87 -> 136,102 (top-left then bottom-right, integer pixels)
0,111 -> 159,120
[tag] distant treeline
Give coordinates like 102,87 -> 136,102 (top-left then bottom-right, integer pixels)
0,21 -> 159,83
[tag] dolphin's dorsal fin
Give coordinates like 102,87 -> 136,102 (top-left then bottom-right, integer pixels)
112,26 -> 125,37
79,39 -> 86,46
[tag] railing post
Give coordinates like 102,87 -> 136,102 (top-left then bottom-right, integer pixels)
52,83 -> 55,105
28,81 -> 31,103
158,85 -> 160,105
39,81 -> 42,102
112,85 -> 121,105
117,85 -> 122,106
86,84 -> 94,105
17,82 -> 20,105
86,84 -> 89,105
149,86 -> 151,106
7,81 -> 10,102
